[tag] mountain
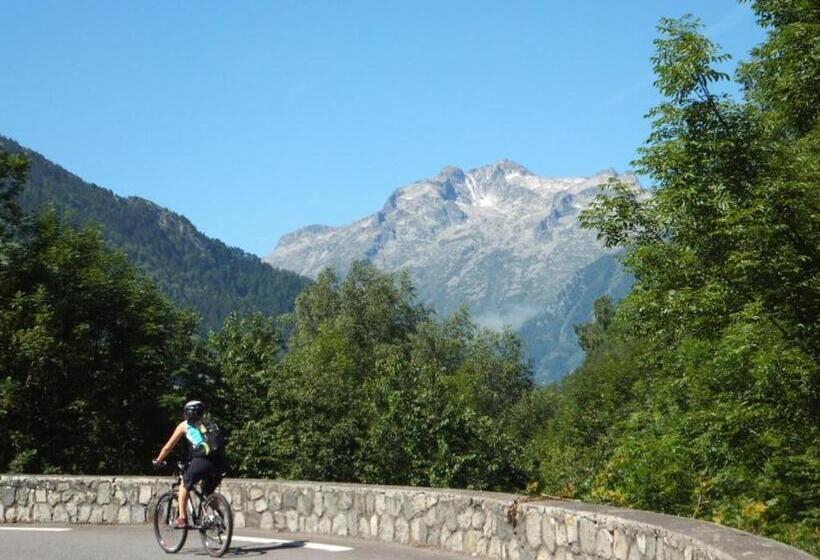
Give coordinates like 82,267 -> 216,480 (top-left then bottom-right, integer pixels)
266,160 -> 639,382
2,135 -> 310,329
518,254 -> 633,383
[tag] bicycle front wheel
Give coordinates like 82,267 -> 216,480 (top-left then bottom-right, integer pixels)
199,493 -> 233,557
153,491 -> 188,553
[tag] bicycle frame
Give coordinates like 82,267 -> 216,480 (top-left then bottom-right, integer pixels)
169,461 -> 210,530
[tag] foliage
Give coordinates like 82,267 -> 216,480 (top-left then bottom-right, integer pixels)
222,262 -> 532,490
0,149 -> 29,241
538,4 -> 819,553
0,210 -> 198,474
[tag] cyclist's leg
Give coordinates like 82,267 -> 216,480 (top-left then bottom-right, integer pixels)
181,458 -> 210,524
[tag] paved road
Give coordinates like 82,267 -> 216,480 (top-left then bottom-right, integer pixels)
0,525 -> 462,560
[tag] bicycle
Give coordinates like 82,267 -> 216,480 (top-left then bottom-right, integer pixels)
151,460 -> 234,557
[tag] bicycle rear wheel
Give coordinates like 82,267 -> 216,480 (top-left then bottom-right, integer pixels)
199,493 -> 233,557
153,492 -> 188,553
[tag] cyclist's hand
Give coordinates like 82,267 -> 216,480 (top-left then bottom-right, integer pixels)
152,459 -> 167,469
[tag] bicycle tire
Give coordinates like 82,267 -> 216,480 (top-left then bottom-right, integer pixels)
153,491 -> 188,553
199,493 -> 233,557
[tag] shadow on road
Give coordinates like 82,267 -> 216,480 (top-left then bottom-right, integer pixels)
179,541 -> 307,557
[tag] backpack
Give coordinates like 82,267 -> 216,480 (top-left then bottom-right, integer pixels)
202,419 -> 226,457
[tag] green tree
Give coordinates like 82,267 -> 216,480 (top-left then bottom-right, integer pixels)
0,149 -> 29,241
0,211 -> 198,474
539,4 -> 818,553
573,296 -> 614,353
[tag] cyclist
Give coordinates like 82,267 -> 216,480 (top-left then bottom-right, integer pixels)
153,400 -> 228,529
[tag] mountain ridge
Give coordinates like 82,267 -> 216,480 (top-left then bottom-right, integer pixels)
266,160 -> 638,381
2,135 -> 311,329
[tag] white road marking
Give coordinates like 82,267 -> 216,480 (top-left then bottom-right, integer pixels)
0,527 -> 72,532
233,535 -> 353,552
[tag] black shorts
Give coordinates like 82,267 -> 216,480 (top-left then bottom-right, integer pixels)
183,456 -> 228,494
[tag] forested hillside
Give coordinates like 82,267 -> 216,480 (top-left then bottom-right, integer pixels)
0,136 -> 309,329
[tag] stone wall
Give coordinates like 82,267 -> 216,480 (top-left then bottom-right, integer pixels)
0,475 -> 811,560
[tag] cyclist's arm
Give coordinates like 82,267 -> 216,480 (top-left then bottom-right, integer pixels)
154,421 -> 186,463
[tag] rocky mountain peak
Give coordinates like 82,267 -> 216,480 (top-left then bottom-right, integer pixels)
265,161 -> 638,381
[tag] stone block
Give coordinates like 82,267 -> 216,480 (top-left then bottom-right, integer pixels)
565,514 -> 578,545
472,508 -> 486,529
16,488 -> 29,507
424,505 -> 437,526
47,491 -> 60,507
410,517 -> 427,543
464,529 -> 481,553
52,504 -> 69,523
395,517 -> 409,544
283,488 -> 298,509
2,486 -> 15,507
439,526 -> 450,547
97,482 -> 112,505
543,516 -> 556,552
596,528 -> 613,558
296,493 -> 309,515
138,485 -> 152,505
253,498 -> 268,513
260,512 -> 273,529
249,487 -> 264,500
358,516 -> 370,537
286,510 -> 299,532
318,516 -> 332,534
614,528 -> 630,560
245,511 -> 261,528
488,536 -> 502,558
442,503 -> 458,532
579,518 -> 596,555
457,508 -> 472,530
313,491 -> 324,516
508,538 -> 521,560
385,496 -> 401,517
89,506 -> 104,524
374,493 -> 385,515
33,503 -> 51,523
347,510 -> 359,537
324,492 -> 339,517
305,513 -> 319,533
78,504 -> 92,523
536,549 -> 554,560
410,493 -> 427,517
35,489 -> 47,503
130,505 -> 145,523
426,525 -> 441,548
338,491 -> 353,511
234,511 -> 245,529
448,530 -> 464,552
380,514 -> 395,541
526,509 -> 542,549
332,512 -> 348,536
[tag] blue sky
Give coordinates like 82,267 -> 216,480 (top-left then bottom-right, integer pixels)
1,1 -> 765,256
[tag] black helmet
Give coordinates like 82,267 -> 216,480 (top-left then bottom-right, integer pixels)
183,400 -> 205,422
